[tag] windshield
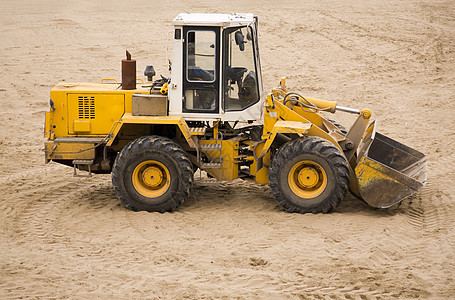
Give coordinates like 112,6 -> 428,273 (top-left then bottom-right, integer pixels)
223,26 -> 259,111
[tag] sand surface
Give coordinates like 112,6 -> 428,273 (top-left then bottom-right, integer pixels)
1,0 -> 455,298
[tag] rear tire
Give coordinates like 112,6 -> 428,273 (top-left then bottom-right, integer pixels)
112,136 -> 193,212
269,137 -> 350,214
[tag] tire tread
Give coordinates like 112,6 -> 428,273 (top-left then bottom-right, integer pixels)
269,136 -> 350,214
112,136 -> 193,212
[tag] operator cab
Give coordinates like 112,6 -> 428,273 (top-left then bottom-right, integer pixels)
168,13 -> 264,122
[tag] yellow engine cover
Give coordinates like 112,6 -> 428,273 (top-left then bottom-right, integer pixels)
67,93 -> 125,135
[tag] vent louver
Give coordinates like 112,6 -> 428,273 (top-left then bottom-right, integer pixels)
78,96 -> 95,119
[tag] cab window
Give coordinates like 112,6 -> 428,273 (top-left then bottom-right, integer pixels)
187,30 -> 216,83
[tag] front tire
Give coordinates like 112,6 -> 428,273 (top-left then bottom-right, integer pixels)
112,136 -> 193,212
326,118 -> 347,135
269,137 -> 350,214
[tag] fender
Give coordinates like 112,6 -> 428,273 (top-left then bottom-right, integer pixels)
106,113 -> 197,149
259,94 -> 343,159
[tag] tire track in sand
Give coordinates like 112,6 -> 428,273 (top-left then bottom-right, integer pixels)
5,177 -> 93,246
405,180 -> 455,247
0,165 -> 78,234
400,180 -> 455,294
0,171 -> 128,299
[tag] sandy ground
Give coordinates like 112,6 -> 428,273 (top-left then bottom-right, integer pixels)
1,0 -> 455,298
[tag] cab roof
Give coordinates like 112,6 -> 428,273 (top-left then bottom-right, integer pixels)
172,13 -> 255,27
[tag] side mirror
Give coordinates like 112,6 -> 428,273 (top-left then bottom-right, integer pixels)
235,31 -> 245,51
246,31 -> 252,41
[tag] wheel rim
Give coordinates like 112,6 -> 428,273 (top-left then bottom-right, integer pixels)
132,160 -> 170,198
288,161 -> 327,198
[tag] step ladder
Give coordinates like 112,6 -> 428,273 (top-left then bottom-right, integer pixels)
197,132 -> 223,184
72,159 -> 93,178
188,126 -> 206,136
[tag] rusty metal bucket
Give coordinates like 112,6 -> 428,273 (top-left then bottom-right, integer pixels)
354,122 -> 427,208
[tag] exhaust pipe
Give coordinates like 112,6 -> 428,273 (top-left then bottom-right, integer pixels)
122,50 -> 136,90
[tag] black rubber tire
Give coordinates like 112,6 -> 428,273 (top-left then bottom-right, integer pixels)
269,136 -> 350,214
326,118 -> 347,135
112,136 -> 193,212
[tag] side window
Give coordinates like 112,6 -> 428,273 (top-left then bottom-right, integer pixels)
223,26 -> 259,111
183,27 -> 219,113
184,90 -> 216,110
187,31 -> 216,83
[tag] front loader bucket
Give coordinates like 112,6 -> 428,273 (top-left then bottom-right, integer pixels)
354,122 -> 427,208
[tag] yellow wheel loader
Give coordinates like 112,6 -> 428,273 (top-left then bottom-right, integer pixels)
43,13 -> 427,213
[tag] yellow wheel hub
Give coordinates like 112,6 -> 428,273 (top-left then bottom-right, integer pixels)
288,161 -> 327,198
142,167 -> 164,188
297,167 -> 320,188
132,160 -> 170,198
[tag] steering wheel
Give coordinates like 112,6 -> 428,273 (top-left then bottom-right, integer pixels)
226,67 -> 248,82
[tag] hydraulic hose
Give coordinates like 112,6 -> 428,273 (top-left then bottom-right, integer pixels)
283,92 -> 333,113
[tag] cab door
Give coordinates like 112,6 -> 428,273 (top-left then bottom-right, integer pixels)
182,27 -> 220,113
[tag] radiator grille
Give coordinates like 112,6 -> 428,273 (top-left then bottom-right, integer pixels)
78,96 -> 95,119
